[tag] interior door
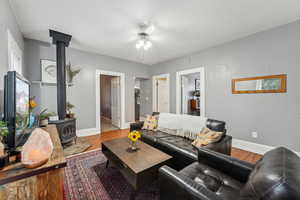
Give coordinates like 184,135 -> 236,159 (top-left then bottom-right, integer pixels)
111,77 -> 121,127
156,78 -> 169,113
181,76 -> 189,114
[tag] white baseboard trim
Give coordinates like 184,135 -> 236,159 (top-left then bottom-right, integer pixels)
77,128 -> 100,137
122,122 -> 131,129
232,139 -> 300,157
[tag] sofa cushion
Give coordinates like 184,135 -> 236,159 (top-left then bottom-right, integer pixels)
180,162 -> 243,200
159,135 -> 198,155
140,129 -> 172,142
240,147 -> 300,200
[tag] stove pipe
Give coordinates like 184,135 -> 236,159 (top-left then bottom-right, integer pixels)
49,30 -> 72,120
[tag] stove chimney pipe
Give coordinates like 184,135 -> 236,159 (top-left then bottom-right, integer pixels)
49,30 -> 72,120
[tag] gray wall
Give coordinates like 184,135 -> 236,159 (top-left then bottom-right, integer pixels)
24,39 -> 150,129
151,20 -> 300,152
0,0 -> 24,114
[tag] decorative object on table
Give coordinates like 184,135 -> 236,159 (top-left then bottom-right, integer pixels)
28,96 -> 38,128
195,79 -> 201,90
0,121 -> 9,169
66,62 -> 81,85
232,74 -> 287,94
66,102 -> 75,119
37,109 -> 56,127
127,131 -> 141,152
21,128 -> 53,168
41,59 -> 57,84
142,115 -> 158,131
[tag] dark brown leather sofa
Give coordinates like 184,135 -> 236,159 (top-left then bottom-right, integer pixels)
159,147 -> 300,200
130,114 -> 232,170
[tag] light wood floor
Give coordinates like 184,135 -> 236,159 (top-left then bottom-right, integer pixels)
84,129 -> 262,164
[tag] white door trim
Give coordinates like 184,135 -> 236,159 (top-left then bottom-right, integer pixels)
176,67 -> 205,116
152,73 -> 170,113
96,69 -> 126,133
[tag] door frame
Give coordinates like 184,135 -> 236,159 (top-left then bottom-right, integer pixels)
176,67 -> 205,116
152,73 -> 170,113
96,69 -> 126,132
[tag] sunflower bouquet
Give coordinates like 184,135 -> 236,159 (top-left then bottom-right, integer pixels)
128,131 -> 141,151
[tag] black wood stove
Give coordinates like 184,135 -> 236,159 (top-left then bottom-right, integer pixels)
49,30 -> 76,146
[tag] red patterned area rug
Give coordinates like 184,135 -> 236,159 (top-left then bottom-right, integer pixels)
64,149 -> 159,200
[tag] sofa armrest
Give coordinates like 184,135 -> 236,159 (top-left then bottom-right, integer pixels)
129,121 -> 144,132
197,148 -> 255,183
159,166 -> 223,200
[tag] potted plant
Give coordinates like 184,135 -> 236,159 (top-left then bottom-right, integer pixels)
66,102 -> 75,119
38,109 -> 56,127
0,121 -> 9,169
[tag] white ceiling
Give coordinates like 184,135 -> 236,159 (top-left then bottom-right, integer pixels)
9,0 -> 300,65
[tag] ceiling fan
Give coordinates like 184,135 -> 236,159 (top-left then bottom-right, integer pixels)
135,22 -> 155,51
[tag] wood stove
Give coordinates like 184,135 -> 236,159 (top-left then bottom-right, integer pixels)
49,30 -> 76,146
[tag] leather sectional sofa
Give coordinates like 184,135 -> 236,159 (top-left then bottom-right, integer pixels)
130,114 -> 232,170
159,147 -> 300,200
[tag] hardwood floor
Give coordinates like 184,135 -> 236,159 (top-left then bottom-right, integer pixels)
84,129 -> 262,164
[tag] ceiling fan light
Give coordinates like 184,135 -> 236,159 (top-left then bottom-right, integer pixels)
136,43 -> 141,49
144,40 -> 152,50
147,41 -> 152,48
136,40 -> 143,49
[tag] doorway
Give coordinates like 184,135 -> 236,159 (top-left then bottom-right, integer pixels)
176,68 -> 205,116
100,75 -> 120,132
135,78 -> 152,121
95,70 -> 125,133
152,74 -> 170,113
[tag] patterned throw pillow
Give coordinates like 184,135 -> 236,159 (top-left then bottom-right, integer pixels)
191,127 -> 223,147
142,115 -> 159,131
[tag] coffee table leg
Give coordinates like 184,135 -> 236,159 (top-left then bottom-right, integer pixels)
105,160 -> 109,168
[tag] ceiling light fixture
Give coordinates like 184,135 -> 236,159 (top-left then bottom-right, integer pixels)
136,33 -> 152,51
136,22 -> 154,51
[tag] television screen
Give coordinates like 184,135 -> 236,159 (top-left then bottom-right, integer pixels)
15,76 -> 30,140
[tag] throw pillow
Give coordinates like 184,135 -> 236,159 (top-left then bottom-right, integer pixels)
142,115 -> 158,131
191,127 -> 223,147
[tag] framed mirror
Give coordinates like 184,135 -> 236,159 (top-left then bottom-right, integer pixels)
232,74 -> 287,94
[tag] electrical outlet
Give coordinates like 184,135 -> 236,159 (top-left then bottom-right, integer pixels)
251,132 -> 258,138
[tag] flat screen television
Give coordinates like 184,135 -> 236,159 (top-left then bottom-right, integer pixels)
4,71 -> 30,150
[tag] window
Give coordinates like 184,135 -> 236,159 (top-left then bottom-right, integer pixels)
8,30 -> 23,75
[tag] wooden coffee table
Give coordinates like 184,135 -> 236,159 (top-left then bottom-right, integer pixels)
102,138 -> 172,199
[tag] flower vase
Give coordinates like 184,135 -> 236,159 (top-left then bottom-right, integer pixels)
130,141 -> 138,151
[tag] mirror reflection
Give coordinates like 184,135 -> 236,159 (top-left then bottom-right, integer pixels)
235,78 -> 281,91
232,74 -> 286,94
